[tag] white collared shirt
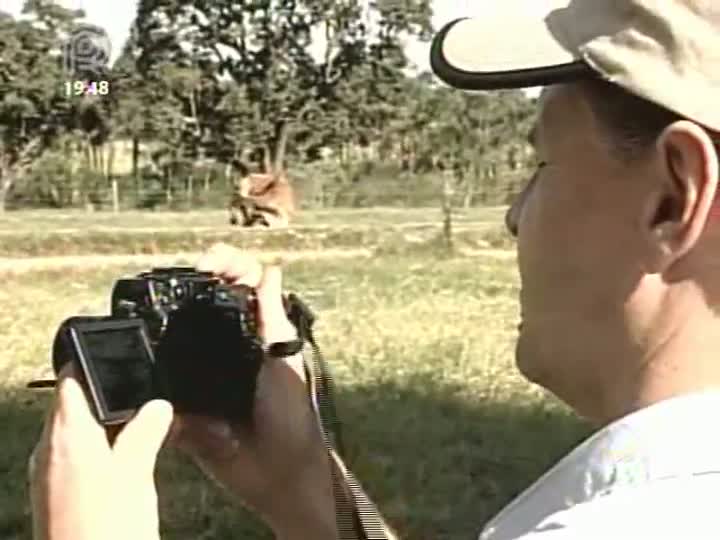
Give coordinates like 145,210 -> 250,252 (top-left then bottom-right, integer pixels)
479,390 -> 720,540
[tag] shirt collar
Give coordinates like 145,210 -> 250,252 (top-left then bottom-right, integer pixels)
480,389 -> 720,539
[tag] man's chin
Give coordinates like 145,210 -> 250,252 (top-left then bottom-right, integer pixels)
514,331 -> 543,385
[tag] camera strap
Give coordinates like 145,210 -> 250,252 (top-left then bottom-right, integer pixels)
304,329 -> 390,540
287,295 -> 390,540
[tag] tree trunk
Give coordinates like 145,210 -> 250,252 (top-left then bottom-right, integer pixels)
107,141 -> 116,183
262,142 -> 272,173
84,190 -> 95,213
273,122 -> 290,174
0,173 -> 14,213
488,163 -> 498,204
441,173 -> 454,250
224,162 -> 232,187
84,142 -> 92,171
49,185 -> 61,208
132,137 -> 139,180
98,144 -> 106,178
165,167 -> 173,205
111,178 -> 119,213
204,169 -> 211,192
92,145 -> 100,173
463,182 -> 475,209
69,147 -> 80,207
463,164 -> 478,208
189,89 -> 199,134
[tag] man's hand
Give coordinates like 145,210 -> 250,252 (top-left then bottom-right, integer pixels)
168,244 -> 339,540
28,364 -> 173,540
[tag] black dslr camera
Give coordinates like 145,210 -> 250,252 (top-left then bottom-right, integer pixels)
38,266 -> 315,426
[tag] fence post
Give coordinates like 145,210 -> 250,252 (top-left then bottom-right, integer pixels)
112,179 -> 119,213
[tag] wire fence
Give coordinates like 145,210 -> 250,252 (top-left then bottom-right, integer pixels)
5,185 -> 527,211
6,166 -> 532,212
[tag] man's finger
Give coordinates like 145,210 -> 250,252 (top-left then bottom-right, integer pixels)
168,414 -> 240,464
196,242 -> 234,274
256,265 -> 297,343
196,244 -> 264,288
113,399 -> 173,475
54,363 -> 105,438
223,254 -> 264,287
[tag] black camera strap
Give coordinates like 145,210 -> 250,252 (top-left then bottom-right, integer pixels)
285,295 -> 389,540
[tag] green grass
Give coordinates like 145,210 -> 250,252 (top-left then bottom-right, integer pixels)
0,250 -> 593,540
0,207 -> 515,257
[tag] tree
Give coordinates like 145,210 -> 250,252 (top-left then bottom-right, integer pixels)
0,6 -> 66,210
0,2 -> 117,211
114,37 -> 208,207
129,0 -> 433,179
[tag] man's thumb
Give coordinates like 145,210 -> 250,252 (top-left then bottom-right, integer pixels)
257,265 -> 296,343
113,400 -> 173,473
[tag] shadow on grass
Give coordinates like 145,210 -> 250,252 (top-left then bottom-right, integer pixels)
0,377 -> 593,540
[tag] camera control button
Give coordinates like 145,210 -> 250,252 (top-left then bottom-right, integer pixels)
116,300 -> 136,312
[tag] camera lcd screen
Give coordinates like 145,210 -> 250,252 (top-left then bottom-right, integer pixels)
81,327 -> 156,413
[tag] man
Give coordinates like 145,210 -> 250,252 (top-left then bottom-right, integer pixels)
29,1 -> 720,539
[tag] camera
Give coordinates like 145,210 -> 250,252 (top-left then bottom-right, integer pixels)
43,266 -> 315,426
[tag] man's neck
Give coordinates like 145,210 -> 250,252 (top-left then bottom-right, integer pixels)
601,307 -> 720,427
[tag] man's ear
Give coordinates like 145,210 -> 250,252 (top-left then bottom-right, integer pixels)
644,121 -> 719,273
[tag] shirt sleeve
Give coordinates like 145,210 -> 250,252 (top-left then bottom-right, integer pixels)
500,474 -> 720,540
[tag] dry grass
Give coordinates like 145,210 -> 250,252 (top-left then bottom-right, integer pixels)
0,249 -> 592,540
0,225 -> 513,258
0,207 -> 515,257
0,207 -> 508,232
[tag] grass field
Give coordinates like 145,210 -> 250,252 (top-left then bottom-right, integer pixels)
0,207 -> 594,540
0,207 -> 513,257
0,207 -> 508,232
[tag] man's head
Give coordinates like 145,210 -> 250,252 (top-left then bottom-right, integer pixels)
430,0 -> 720,424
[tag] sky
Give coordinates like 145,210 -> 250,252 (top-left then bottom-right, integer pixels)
0,0 -> 484,70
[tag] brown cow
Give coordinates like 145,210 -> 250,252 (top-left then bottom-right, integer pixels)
229,171 -> 296,228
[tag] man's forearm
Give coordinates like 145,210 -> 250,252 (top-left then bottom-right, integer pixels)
269,451 -> 400,540
268,473 -> 338,540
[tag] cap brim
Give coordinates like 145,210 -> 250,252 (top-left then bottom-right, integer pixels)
430,12 -> 598,91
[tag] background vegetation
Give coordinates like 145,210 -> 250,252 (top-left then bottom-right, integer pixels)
1,0 -> 537,215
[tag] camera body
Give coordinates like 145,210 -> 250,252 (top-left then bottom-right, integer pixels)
52,266 -> 312,425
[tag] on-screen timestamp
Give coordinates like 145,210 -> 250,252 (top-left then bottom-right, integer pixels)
64,80 -> 110,97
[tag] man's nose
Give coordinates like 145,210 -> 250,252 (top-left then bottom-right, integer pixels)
504,175 -> 536,238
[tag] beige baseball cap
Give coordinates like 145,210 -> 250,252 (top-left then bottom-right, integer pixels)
429,0 -> 720,132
